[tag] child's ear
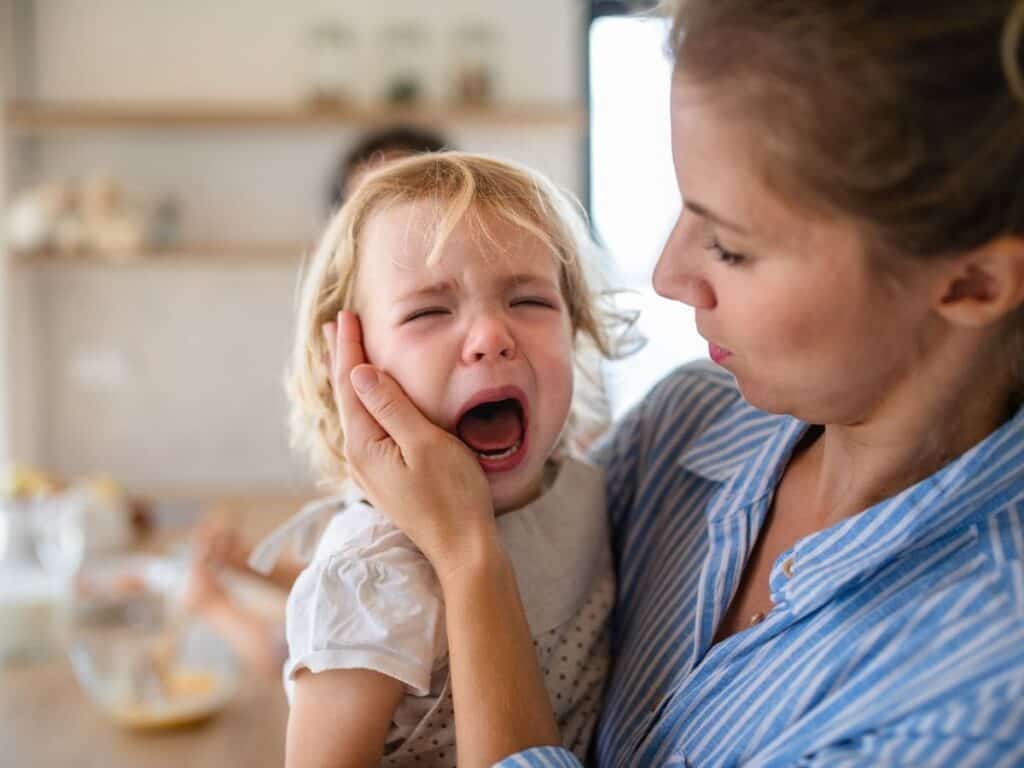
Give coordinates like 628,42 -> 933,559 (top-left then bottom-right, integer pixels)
933,235 -> 1024,328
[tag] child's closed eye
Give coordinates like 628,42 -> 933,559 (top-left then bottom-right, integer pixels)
511,297 -> 558,310
402,307 -> 451,323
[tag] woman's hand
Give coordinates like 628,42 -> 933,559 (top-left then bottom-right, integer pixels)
322,311 -> 499,582
324,311 -> 561,763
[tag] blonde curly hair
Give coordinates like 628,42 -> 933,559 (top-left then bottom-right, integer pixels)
287,151 -> 630,490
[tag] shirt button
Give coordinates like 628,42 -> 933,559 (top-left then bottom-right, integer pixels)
782,557 -> 796,578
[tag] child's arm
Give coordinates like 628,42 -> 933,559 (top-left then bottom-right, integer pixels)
286,668 -> 404,768
182,555 -> 286,678
192,518 -> 302,590
325,313 -> 562,766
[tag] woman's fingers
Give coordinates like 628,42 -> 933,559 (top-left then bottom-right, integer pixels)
349,366 -> 436,457
323,312 -> 389,451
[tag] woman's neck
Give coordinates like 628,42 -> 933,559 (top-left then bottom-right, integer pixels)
798,339 -> 1017,528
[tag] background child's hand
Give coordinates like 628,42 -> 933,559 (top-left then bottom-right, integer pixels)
323,311 -> 499,584
181,550 -> 229,616
191,518 -> 251,573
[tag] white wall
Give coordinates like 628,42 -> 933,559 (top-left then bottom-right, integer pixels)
9,0 -> 587,494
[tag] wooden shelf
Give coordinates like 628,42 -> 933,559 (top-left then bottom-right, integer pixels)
5,101 -> 586,133
13,241 -> 310,267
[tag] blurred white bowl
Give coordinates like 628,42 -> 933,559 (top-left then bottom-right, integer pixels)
67,554 -> 240,729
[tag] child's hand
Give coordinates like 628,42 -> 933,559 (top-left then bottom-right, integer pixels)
322,311 -> 499,584
181,552 -> 229,616
191,519 -> 251,573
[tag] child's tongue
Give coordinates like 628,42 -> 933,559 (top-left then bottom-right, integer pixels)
457,401 -> 523,453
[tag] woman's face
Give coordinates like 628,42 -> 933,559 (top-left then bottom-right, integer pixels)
656,75 -> 942,424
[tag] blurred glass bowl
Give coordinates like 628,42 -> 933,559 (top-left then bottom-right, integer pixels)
67,554 -> 239,729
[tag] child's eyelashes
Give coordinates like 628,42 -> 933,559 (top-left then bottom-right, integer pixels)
402,307 -> 450,323
402,298 -> 559,324
511,297 -> 558,310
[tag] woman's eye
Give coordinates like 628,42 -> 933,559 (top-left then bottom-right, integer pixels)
403,308 -> 450,323
706,237 -> 747,266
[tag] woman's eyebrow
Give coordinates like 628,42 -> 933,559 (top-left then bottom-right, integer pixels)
684,200 -> 751,235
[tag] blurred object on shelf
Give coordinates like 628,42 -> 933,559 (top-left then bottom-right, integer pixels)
79,177 -> 148,261
305,20 -> 357,107
450,21 -> 498,106
380,22 -> 429,105
4,176 -> 151,262
147,194 -> 183,250
4,182 -> 71,255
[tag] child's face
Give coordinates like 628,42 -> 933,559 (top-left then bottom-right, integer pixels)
353,200 -> 575,513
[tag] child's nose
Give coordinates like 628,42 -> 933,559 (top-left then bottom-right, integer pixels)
463,313 -> 516,363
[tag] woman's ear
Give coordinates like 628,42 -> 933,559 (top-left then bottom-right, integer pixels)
933,235 -> 1024,328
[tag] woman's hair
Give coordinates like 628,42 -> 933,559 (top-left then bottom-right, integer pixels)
670,0 -> 1024,397
290,151 -> 631,489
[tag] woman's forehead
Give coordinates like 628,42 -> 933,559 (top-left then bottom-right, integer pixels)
671,80 -> 851,252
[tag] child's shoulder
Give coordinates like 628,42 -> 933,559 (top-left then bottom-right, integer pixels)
313,497 -> 413,562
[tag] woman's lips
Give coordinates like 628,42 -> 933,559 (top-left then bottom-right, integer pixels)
709,343 -> 733,364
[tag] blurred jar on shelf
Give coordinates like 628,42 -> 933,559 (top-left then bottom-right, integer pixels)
305,20 -> 358,107
380,22 -> 430,105
450,21 -> 499,106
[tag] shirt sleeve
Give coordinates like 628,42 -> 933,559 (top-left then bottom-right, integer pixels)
283,506 -> 445,697
589,391 -> 646,538
790,692 -> 1024,767
794,732 -> 1023,767
490,746 -> 584,767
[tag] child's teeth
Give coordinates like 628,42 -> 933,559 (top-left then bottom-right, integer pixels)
477,439 -> 521,461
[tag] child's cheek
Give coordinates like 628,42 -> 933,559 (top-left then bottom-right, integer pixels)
376,328 -> 449,427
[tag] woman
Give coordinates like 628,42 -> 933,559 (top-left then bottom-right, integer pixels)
324,1 -> 1024,765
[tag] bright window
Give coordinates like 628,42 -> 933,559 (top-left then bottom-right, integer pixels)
589,13 -> 706,417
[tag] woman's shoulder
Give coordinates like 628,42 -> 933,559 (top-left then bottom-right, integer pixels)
594,360 -> 776,483
628,360 -> 760,446
644,359 -> 740,407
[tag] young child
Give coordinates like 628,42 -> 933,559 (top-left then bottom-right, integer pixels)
250,152 -> 622,767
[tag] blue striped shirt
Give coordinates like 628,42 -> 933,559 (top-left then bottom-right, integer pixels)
497,362 -> 1024,767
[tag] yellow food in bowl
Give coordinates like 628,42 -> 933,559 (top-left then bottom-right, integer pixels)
106,668 -> 225,729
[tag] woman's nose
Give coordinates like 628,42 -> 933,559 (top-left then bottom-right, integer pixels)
653,211 -> 717,309
463,312 -> 516,363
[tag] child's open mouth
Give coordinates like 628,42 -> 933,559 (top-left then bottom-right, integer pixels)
455,391 -> 529,473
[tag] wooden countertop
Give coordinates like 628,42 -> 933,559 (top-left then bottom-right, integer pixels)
0,655 -> 288,767
0,494 -> 309,767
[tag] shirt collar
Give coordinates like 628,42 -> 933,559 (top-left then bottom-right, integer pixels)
497,456 -> 610,637
677,395 -> 808,513
780,403 -> 1024,616
678,392 -> 1024,616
